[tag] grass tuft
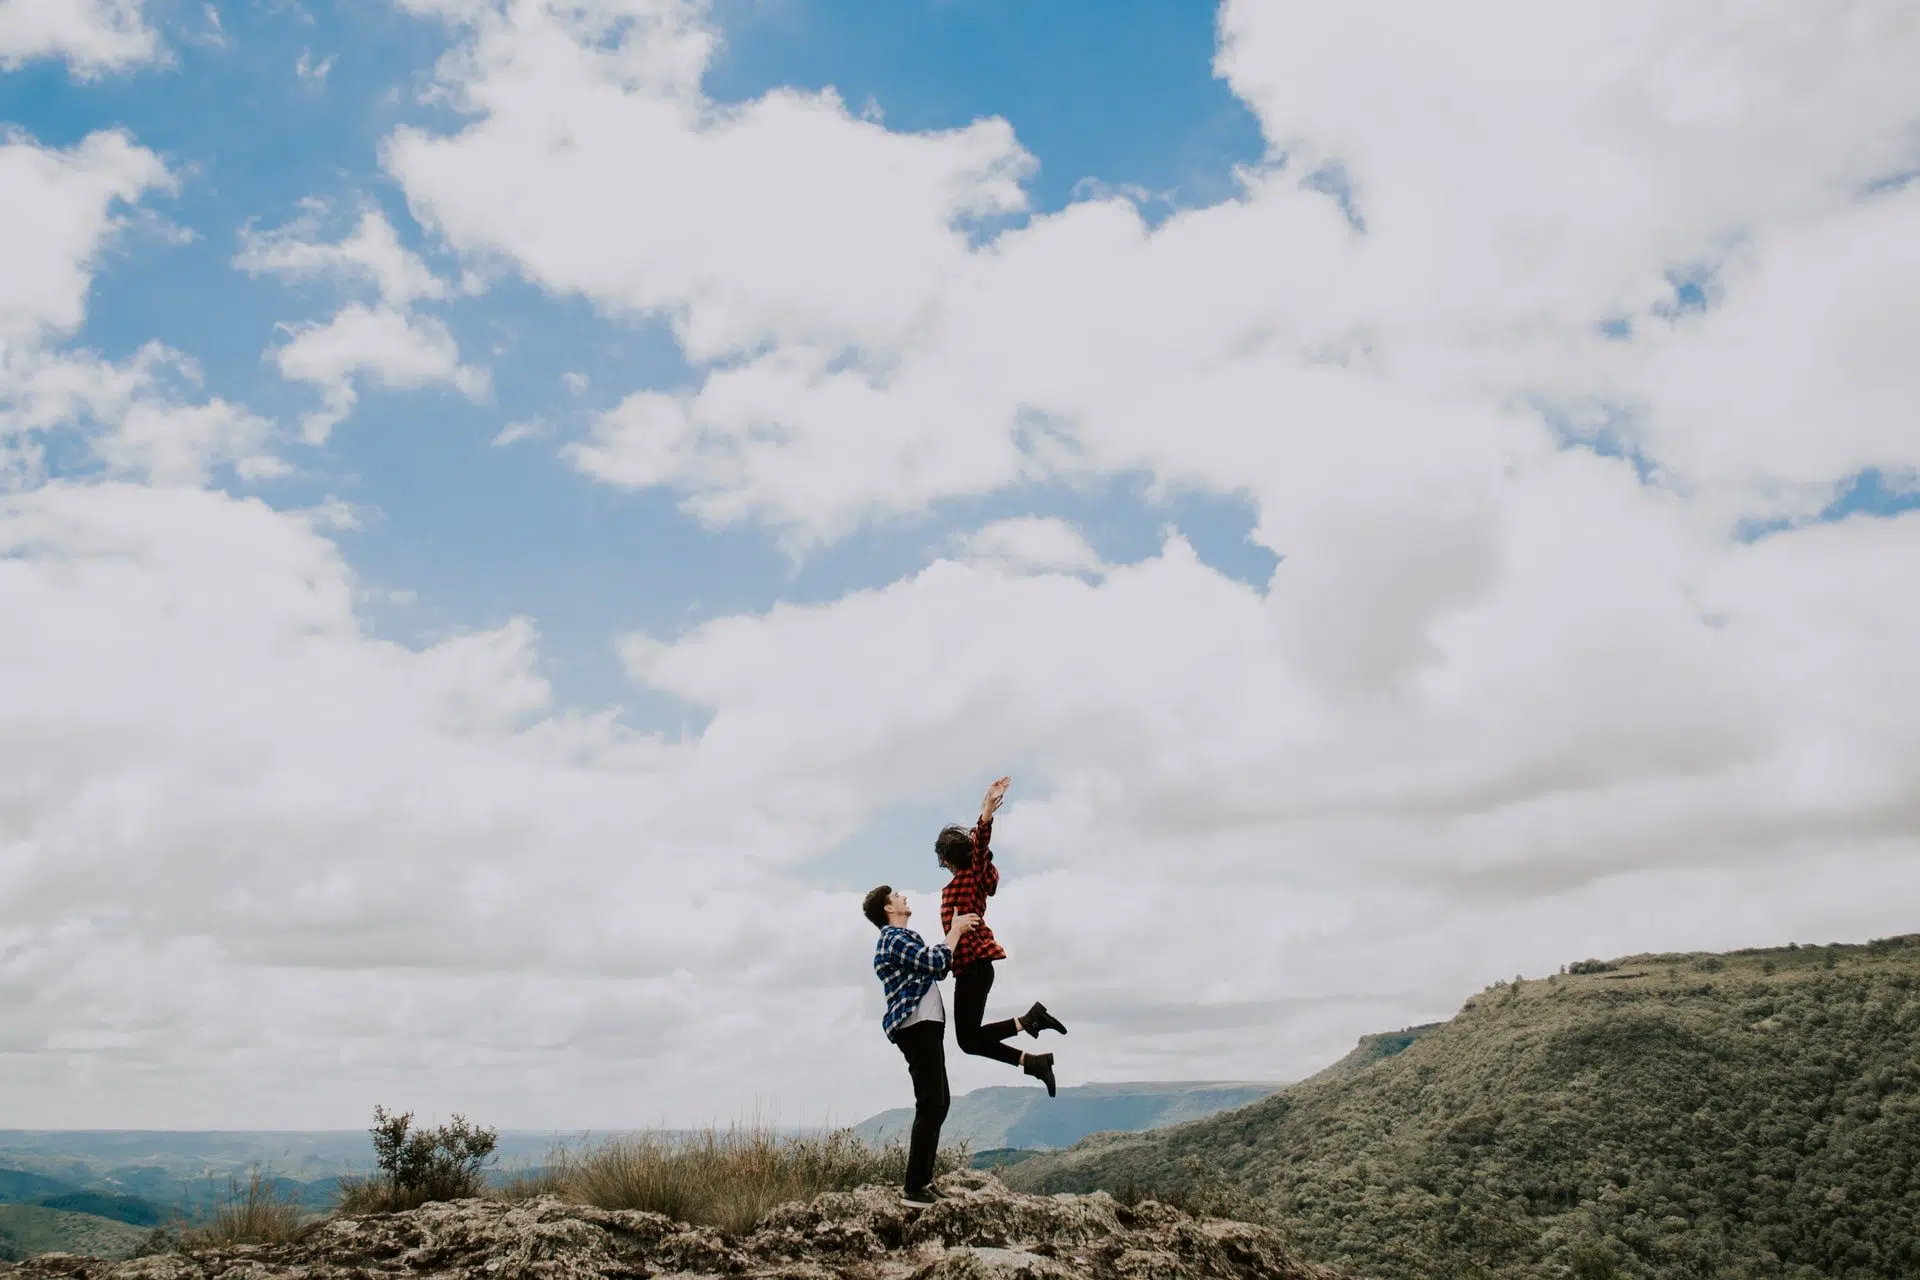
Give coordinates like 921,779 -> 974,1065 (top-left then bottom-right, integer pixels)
552,1125 -> 965,1235
182,1167 -> 307,1247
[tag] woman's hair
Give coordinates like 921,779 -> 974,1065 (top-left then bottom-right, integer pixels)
935,825 -> 974,871
862,885 -> 893,929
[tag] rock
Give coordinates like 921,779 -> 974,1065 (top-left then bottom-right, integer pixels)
0,1173 -> 1348,1280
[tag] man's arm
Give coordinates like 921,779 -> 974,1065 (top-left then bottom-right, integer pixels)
882,927 -> 959,977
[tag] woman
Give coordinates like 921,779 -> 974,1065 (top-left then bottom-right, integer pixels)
937,775 -> 1068,1095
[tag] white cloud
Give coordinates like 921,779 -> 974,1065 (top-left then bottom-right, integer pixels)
4,342 -> 278,485
271,303 -> 488,441
491,417 -> 546,447
956,517 -> 1103,577
0,129 -> 170,342
294,48 -> 334,83
237,208 -> 447,310
1,132 -> 280,485
0,0 -> 159,75
385,0 -> 1032,367
1627,183 -> 1920,515
238,208 -> 485,440
0,481 -> 962,1125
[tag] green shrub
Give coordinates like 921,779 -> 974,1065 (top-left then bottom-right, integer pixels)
1569,1242 -> 1620,1280
338,1107 -> 498,1213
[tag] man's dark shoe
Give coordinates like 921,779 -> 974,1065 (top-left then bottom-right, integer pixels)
1023,1051 -> 1057,1097
901,1186 -> 938,1208
1022,1001 -> 1068,1037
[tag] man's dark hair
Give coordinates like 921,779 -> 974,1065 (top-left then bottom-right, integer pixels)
935,825 -> 974,870
862,885 -> 893,930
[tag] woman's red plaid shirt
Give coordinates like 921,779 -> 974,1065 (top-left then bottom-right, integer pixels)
940,816 -> 1008,971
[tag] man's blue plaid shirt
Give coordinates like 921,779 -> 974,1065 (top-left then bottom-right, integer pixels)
874,925 -> 952,1040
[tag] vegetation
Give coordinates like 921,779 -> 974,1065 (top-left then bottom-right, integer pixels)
33,1191 -> 167,1227
1006,935 -> 1920,1280
337,1108 -> 498,1213
178,1167 -> 309,1247
0,1203 -> 151,1261
552,1124 -> 966,1235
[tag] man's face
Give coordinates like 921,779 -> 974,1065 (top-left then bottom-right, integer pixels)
888,891 -> 910,920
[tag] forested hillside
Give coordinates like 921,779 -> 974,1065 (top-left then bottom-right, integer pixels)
1006,936 -> 1920,1280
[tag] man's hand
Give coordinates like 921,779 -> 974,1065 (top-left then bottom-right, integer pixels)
979,776 -> 1011,822
945,912 -> 981,949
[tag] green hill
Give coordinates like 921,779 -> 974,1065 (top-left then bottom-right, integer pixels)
1006,935 -> 1920,1280
0,1169 -> 83,1205
852,1079 -> 1286,1151
31,1192 -> 168,1227
0,1204 -> 150,1261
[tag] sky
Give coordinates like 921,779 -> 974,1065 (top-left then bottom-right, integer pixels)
1,0 -> 1918,1131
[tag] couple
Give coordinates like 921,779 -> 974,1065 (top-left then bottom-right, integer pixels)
861,775 -> 1068,1208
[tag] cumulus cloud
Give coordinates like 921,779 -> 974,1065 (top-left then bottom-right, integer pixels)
1,132 -> 279,485
0,129 -> 170,342
0,481 -> 974,1125
5,343 -> 278,486
0,0 -> 159,76
956,517 -> 1103,577
388,0 -> 1920,545
271,304 -> 487,441
237,208 -> 486,440
237,208 -> 447,310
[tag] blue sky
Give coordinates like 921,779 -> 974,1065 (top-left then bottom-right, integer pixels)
6,0 -> 1920,1129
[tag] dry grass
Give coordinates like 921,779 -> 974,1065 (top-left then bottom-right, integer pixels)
549,1126 -> 965,1235
335,1170 -> 493,1214
490,1162 -> 569,1203
183,1168 -> 308,1247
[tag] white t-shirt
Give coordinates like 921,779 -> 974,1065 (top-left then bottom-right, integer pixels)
900,978 -> 946,1029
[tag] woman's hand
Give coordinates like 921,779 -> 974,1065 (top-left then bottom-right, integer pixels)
979,776 -> 1011,821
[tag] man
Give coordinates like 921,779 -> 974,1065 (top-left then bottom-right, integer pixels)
937,776 -> 1067,1095
863,884 -> 978,1207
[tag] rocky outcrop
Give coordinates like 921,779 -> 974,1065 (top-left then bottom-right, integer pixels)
0,1172 -> 1346,1280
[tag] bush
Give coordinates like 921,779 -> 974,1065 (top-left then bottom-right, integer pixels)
1568,1242 -> 1620,1280
556,1125 -> 965,1234
1567,959 -> 1617,975
184,1167 -> 306,1247
338,1107 -> 498,1213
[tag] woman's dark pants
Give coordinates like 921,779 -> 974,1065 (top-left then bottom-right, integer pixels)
952,961 -> 1025,1067
892,1020 -> 949,1193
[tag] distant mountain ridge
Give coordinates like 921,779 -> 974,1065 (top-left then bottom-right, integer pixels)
853,1079 -> 1287,1151
1006,934 -> 1920,1280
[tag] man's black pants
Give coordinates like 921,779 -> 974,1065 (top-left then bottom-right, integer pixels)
892,1020 -> 950,1193
952,961 -> 1024,1068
